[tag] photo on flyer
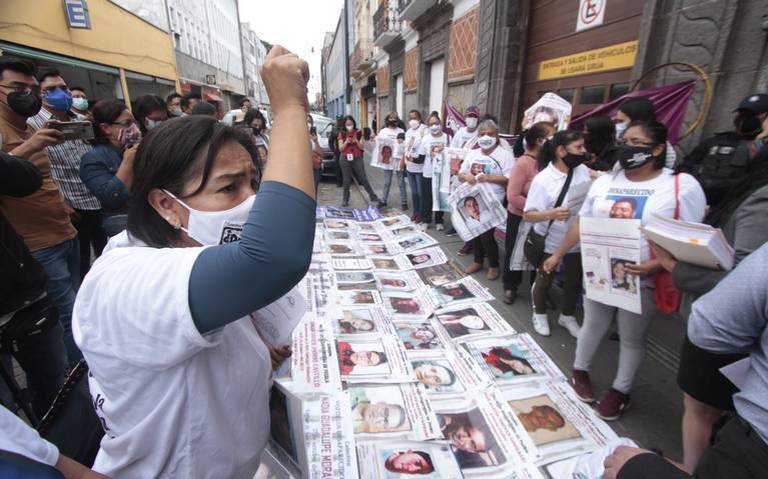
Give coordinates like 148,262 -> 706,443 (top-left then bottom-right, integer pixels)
396,232 -> 438,253
416,263 -> 466,287
382,290 -> 439,321
432,276 -> 493,308
405,247 -> 448,270
374,271 -> 421,292
433,302 -> 515,341
377,215 -> 412,230
371,137 -> 397,170
356,440 -> 463,479
347,383 -> 442,440
362,242 -> 402,256
395,321 -> 447,353
448,182 -> 507,242
336,337 -> 413,383
331,307 -> 394,337
335,289 -> 382,306
410,353 -> 467,397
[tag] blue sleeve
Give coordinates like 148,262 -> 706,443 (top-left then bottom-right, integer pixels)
79,149 -> 130,210
188,181 -> 316,333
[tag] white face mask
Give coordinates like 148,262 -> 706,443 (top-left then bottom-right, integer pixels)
429,124 -> 441,134
477,135 -> 496,150
465,117 -> 478,129
409,119 -> 420,130
615,122 -> 628,140
346,125 -> 354,131
164,190 -> 256,246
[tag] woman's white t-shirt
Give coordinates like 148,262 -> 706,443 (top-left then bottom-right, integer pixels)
525,163 -> 592,253
405,124 -> 426,173
459,146 -> 516,200
0,405 -> 58,466
579,168 -> 706,261
73,232 -> 271,479
376,127 -> 406,170
419,132 -> 449,179
450,127 -> 478,149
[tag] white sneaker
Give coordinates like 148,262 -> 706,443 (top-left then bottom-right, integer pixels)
436,223 -> 445,232
558,315 -> 581,339
419,223 -> 428,232
532,313 -> 550,336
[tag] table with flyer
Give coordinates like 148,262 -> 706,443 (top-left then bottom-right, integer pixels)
265,205 -> 635,479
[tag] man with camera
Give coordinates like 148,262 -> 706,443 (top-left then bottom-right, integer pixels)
28,69 -> 107,282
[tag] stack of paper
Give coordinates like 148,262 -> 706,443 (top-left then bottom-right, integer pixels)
642,213 -> 735,270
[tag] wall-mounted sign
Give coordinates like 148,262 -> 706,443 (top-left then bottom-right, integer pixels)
538,40 -> 638,81
64,0 -> 92,29
205,74 -> 217,85
576,0 -> 606,32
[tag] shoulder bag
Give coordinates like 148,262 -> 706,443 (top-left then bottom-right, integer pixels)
652,174 -> 683,314
524,168 -> 574,267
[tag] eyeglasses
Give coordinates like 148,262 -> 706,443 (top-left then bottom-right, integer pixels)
111,120 -> 137,128
0,82 -> 40,95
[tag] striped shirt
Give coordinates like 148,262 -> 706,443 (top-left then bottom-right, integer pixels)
28,108 -> 101,210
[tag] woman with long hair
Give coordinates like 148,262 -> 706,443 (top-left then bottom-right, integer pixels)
337,115 -> 380,206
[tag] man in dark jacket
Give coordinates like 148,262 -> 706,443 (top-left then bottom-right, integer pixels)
0,151 -> 67,418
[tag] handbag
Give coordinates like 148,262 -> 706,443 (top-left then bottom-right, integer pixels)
653,174 -> 683,314
524,168 -> 574,267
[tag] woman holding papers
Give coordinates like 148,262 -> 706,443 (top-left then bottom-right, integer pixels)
71,47 -> 315,478
651,151 -> 768,473
523,129 -> 591,338
544,121 -> 706,421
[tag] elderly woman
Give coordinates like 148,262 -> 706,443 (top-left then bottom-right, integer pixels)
457,118 -> 515,280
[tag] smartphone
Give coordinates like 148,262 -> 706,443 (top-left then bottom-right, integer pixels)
44,120 -> 95,141
309,126 -> 317,135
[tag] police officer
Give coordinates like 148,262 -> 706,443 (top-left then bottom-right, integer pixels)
680,93 -> 768,207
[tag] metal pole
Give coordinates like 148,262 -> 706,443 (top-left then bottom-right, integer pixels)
343,0 -> 352,116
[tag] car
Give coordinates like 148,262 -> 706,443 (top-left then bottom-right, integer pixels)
311,113 -> 339,178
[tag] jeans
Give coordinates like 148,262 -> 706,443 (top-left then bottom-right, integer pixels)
420,176 -> 443,224
381,169 -> 407,206
473,229 -> 500,267
1,322 -> 68,418
407,171 -> 423,215
31,238 -> 81,365
73,209 -> 107,280
340,156 -> 378,204
574,287 -> 655,393
502,213 -> 524,290
313,168 -> 322,192
533,252 -> 582,316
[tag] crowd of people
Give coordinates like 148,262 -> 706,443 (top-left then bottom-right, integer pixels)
0,41 -> 767,478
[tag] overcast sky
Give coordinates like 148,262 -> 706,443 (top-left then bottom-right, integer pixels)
238,0 -> 344,104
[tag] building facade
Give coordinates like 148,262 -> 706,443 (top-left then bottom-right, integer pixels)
241,22 -> 269,109
324,13 -> 349,121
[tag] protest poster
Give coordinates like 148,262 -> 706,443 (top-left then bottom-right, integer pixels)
404,247 -> 448,270
374,271 -> 421,292
432,276 -> 493,308
330,257 -> 374,271
361,242 -> 402,256
347,383 -> 442,441
356,440 -> 463,479
442,147 -> 469,188
326,241 -> 363,256
325,205 -> 382,222
336,337 -> 413,383
355,221 -> 380,232
431,150 -> 451,212
416,263 -> 466,288
388,224 -> 421,238
371,137 -> 398,170
357,231 -> 393,243
395,232 -> 438,253
566,180 -> 593,215
457,333 -> 565,388
395,321 -> 448,353
377,215 -> 412,230
510,222 -> 534,272
449,182 -> 507,241
521,92 -> 572,132
326,229 -> 353,241
579,217 -> 642,314
382,290 -> 440,321
335,289 -> 382,306
370,255 -> 413,272
324,218 -> 355,230
433,302 -> 516,342
249,286 -> 307,349
335,271 -> 376,285
290,318 -> 342,394
330,307 -> 394,337
501,381 -> 618,465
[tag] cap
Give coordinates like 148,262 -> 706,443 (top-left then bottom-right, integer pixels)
465,105 -> 480,117
736,94 -> 768,114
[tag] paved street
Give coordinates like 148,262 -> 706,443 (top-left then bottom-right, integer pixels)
318,156 -> 685,460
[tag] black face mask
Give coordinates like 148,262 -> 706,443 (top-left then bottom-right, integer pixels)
615,144 -> 655,170
734,114 -> 762,137
386,119 -> 397,127
6,91 -> 42,118
562,152 -> 588,168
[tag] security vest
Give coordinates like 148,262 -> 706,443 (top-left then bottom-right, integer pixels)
685,131 -> 753,204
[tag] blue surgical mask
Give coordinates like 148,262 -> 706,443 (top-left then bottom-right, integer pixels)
72,97 -> 89,111
146,118 -> 161,130
44,88 -> 73,112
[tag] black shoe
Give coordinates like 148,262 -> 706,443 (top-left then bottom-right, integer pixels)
503,289 -> 517,305
377,200 -> 387,208
342,201 -> 349,207
445,227 -> 457,236
401,203 -> 408,211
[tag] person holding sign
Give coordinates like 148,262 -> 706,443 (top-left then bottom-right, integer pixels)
338,115 -> 380,207
376,111 -> 407,209
72,46 -> 317,478
544,121 -> 705,421
524,129 -> 592,338
458,118 -> 514,280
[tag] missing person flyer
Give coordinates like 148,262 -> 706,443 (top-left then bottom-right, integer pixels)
298,392 -> 360,479
336,336 -> 413,384
579,217 -> 642,314
432,302 -> 516,343
356,440 -> 463,479
432,276 -> 494,308
382,289 -> 440,321
290,317 -> 341,394
346,383 -> 442,441
449,182 -> 507,242
501,381 -> 618,466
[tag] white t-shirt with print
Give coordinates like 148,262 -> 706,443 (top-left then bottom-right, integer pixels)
419,132 -> 449,178
0,405 -> 58,466
579,168 -> 706,261
377,126 -> 406,170
450,127 -> 478,149
525,163 -> 592,253
72,232 -> 272,479
459,146 -> 515,200
405,124 -> 426,173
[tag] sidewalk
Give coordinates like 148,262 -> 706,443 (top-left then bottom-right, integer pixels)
320,160 -> 685,460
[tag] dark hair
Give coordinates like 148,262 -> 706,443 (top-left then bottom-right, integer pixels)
612,197 -> 638,210
343,115 -> 357,130
127,115 -> 262,247
0,57 -> 36,80
37,69 -> 62,85
133,95 -> 167,134
362,127 -> 371,141
408,109 -> 422,120
239,97 -> 251,106
537,129 -> 583,170
396,132 -> 405,140
485,347 -> 534,374
180,92 -> 202,110
584,115 -> 615,155
427,112 -> 441,123
166,92 -> 181,104
706,148 -> 768,227
523,121 -> 555,153
626,120 -> 667,168
70,86 -> 86,95
385,111 -> 398,122
618,97 -> 656,123
191,101 -> 217,116
90,100 -> 128,145
384,451 -> 435,474
244,108 -> 266,128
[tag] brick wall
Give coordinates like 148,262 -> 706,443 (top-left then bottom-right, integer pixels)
377,65 -> 390,95
447,6 -> 479,80
404,48 -> 418,91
